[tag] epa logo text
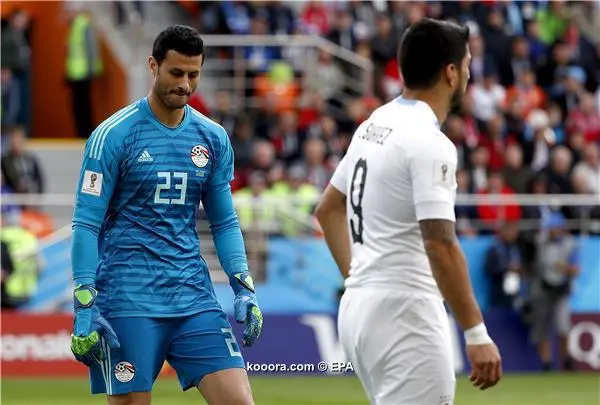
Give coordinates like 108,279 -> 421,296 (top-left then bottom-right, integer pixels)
325,361 -> 355,373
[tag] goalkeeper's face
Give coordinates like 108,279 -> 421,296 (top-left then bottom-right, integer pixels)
150,50 -> 203,110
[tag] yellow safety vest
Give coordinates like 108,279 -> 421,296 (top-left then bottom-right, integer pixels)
270,182 -> 319,237
66,15 -> 102,80
233,189 -> 277,232
1,227 -> 39,298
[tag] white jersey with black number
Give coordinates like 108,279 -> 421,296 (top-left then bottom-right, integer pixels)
330,96 -> 458,297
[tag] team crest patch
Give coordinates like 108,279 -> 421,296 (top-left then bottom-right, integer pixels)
191,145 -> 210,168
114,361 -> 135,383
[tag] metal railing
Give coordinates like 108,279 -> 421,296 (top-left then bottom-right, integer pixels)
198,35 -> 374,112
2,192 -> 598,208
2,192 -> 599,236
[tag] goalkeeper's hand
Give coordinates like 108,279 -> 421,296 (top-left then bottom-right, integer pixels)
230,272 -> 263,347
70,285 -> 120,367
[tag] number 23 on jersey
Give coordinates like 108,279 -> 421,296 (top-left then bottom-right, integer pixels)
154,171 -> 188,205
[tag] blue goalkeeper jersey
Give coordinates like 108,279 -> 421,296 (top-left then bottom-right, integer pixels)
71,97 -> 247,318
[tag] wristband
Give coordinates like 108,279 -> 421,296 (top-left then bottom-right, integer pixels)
464,323 -> 493,345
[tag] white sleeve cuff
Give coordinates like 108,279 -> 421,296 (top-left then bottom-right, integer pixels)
329,175 -> 347,196
415,201 -> 456,222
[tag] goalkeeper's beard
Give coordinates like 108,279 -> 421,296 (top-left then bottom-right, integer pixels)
160,90 -> 190,110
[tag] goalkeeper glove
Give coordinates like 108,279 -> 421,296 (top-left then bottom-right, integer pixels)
230,272 -> 263,347
70,285 -> 120,366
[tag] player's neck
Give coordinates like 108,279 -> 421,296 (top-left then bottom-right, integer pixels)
400,89 -> 449,126
147,92 -> 185,128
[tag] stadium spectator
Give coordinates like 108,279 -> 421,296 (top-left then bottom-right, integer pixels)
0,9 -> 31,130
254,61 -> 300,114
551,65 -> 587,117
566,92 -> 600,144
504,97 -> 527,142
524,20 -> 548,67
476,170 -> 522,228
572,142 -> 600,195
231,114 -> 257,171
468,33 -> 494,85
504,69 -> 546,119
530,212 -> 578,371
234,171 -> 272,232
370,13 -> 398,92
293,137 -> 332,191
546,101 -> 567,144
485,221 -> 524,310
114,1 -> 145,26
1,126 -> 44,194
481,7 -> 512,71
523,109 -> 554,171
455,169 -> 478,237
1,68 -> 20,129
65,11 -> 103,138
479,113 -> 512,171
544,145 -> 574,195
520,173 -> 552,269
270,164 -> 319,237
570,1 -> 600,47
304,49 -> 345,104
457,91 -> 482,149
325,8 -> 356,51
210,90 -> 237,136
267,1 -> 296,36
0,240 -> 16,308
270,110 -> 304,164
501,36 -> 534,87
535,0 -> 571,46
503,143 -> 535,194
233,140 -> 276,191
0,213 -> 41,309
0,172 -> 21,222
306,114 -> 343,160
444,114 -> 471,171
300,1 -> 330,36
469,65 -> 506,122
468,145 -> 491,192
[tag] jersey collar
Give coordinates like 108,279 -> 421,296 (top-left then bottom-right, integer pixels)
395,95 -> 441,129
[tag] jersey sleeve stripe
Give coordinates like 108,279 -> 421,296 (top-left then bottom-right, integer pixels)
94,107 -> 138,160
89,104 -> 137,159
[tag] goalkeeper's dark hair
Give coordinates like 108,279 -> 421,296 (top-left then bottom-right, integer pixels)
398,18 -> 469,90
152,25 -> 204,65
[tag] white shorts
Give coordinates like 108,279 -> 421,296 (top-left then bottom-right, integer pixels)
338,288 -> 456,405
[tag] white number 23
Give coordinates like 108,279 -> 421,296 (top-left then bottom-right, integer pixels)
154,171 -> 188,205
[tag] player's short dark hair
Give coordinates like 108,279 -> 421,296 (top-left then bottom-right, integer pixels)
152,25 -> 204,65
398,18 -> 469,90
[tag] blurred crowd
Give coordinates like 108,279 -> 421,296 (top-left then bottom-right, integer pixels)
178,0 -> 600,236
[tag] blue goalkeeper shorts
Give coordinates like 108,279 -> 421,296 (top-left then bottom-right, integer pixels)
89,310 -> 245,395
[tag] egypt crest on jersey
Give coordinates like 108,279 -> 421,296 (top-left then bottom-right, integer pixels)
191,145 -> 210,168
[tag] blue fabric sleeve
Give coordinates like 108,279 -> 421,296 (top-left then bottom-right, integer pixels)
71,130 -> 121,287
568,242 -> 579,266
202,131 -> 248,286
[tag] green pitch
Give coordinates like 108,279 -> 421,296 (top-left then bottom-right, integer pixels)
2,374 -> 598,405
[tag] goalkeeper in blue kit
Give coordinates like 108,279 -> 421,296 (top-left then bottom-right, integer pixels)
69,25 -> 262,405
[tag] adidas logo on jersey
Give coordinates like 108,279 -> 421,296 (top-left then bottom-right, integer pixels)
137,150 -> 153,162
